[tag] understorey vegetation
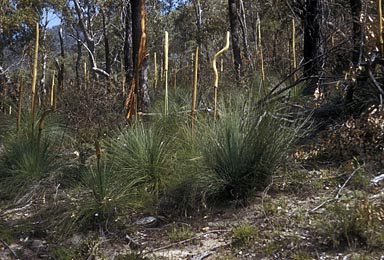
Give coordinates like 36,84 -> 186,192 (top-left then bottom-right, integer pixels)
1,0 -> 384,259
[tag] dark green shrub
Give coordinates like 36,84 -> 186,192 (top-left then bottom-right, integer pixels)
200,92 -> 304,200
0,111 -> 68,201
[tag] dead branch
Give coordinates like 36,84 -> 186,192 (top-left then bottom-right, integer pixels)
368,69 -> 384,95
311,165 -> 364,213
0,238 -> 19,259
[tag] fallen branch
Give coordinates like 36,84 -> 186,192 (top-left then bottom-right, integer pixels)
335,165 -> 363,200
0,238 -> 19,259
311,165 -> 364,213
368,69 -> 384,95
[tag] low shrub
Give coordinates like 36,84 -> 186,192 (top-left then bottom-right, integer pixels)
316,197 -> 384,249
0,110 -> 68,201
199,92 -> 305,201
232,223 -> 258,247
106,122 -> 175,199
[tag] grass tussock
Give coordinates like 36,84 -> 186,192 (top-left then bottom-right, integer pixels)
0,110 -> 69,201
199,91 -> 305,201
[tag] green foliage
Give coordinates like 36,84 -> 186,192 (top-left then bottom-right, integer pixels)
114,253 -> 147,260
316,198 -> 384,249
0,223 -> 14,244
292,250 -> 313,260
166,223 -> 194,242
232,223 -> 258,247
199,91 -> 304,200
0,111 -> 68,200
48,245 -> 79,260
106,122 -> 175,199
71,157 -> 143,232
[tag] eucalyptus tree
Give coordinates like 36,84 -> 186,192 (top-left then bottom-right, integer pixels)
228,0 -> 242,83
125,0 -> 150,115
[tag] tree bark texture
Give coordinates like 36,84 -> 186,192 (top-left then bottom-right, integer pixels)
228,0 -> 242,83
350,0 -> 362,66
345,0 -> 363,104
58,27 -> 65,89
303,0 -> 324,95
73,0 -> 109,78
125,0 -> 149,116
101,8 -> 111,75
75,29 -> 82,88
124,1 -> 134,90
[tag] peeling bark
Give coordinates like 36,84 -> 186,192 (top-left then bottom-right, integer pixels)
125,0 -> 149,118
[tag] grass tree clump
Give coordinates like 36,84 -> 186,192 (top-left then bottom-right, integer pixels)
0,110 -> 68,201
73,150 -> 143,232
157,123 -> 218,216
200,91 -> 304,201
106,121 -> 176,203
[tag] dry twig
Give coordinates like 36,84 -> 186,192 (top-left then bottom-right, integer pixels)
0,238 -> 19,259
311,165 -> 364,213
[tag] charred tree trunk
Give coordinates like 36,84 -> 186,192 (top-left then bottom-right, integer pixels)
239,0 -> 250,63
346,0 -> 363,104
101,8 -> 111,75
125,0 -> 149,116
101,7 -> 111,92
350,0 -> 362,66
228,0 -> 243,83
303,0 -> 324,95
58,27 -> 65,89
75,29 -> 82,88
124,1 -> 134,90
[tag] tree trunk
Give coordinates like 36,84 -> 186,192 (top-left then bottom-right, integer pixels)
228,0 -> 242,83
346,0 -> 363,104
124,1 -> 133,90
125,0 -> 149,115
350,0 -> 362,66
101,7 -> 111,92
58,27 -> 65,89
192,0 -> 202,45
239,0 -> 250,62
75,29 -> 82,88
73,0 -> 109,78
303,0 -> 324,95
101,8 -> 111,75
40,9 -> 49,102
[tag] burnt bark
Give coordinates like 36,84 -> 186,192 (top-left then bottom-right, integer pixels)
75,29 -> 82,88
101,8 -> 111,75
228,0 -> 242,83
101,7 -> 111,92
303,0 -> 324,95
127,0 -> 149,113
345,0 -> 363,104
58,27 -> 65,89
124,1 -> 133,89
350,0 -> 362,66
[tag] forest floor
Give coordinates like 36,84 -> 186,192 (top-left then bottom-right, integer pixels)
1,121 -> 384,260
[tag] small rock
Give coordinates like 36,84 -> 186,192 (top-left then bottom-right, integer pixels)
133,216 -> 158,227
30,239 -> 46,249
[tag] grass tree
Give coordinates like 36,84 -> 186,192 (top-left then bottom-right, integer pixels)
200,90 -> 305,201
